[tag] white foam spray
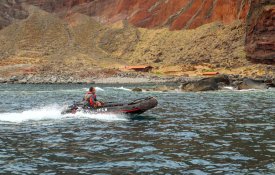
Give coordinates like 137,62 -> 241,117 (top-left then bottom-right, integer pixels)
0,105 -> 62,123
223,86 -> 235,90
64,111 -> 127,122
0,105 -> 127,123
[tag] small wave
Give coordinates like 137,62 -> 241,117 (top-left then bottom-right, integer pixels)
0,105 -> 127,123
223,86 -> 235,90
114,87 -> 131,91
220,87 -> 272,92
238,89 -> 267,92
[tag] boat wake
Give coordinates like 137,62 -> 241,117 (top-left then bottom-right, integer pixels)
0,104 -> 127,123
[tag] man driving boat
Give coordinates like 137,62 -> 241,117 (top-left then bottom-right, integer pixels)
84,87 -> 103,108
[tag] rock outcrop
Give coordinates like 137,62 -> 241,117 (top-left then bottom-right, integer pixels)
132,88 -> 142,92
245,0 -> 275,64
180,75 -> 230,92
237,78 -> 268,90
0,0 -> 28,30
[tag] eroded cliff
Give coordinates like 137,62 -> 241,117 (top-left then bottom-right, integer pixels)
246,0 -> 275,63
24,0 -> 250,30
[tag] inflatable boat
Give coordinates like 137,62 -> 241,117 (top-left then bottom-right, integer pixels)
61,96 -> 158,115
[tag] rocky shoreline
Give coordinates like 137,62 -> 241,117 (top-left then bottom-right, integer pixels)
0,73 -> 274,92
129,74 -> 275,92
0,72 -> 181,84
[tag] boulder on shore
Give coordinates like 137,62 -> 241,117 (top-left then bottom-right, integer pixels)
0,78 -> 7,83
132,88 -> 143,92
237,78 -> 268,90
180,75 -> 230,92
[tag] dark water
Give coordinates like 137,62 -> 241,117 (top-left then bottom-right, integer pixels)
0,84 -> 274,174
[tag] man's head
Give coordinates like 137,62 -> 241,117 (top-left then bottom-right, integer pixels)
89,87 -> 96,94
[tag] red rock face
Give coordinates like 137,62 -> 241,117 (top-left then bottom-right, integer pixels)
246,0 -> 275,64
24,0 -> 250,30
0,0 -> 251,30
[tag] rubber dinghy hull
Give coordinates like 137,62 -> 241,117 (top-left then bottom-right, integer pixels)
61,96 -> 158,115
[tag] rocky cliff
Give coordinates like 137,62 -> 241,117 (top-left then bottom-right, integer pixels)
25,0 -> 251,30
245,0 -> 275,64
0,0 -> 274,81
1,0 -> 250,30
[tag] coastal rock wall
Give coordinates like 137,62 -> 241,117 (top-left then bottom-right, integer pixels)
245,0 -> 275,64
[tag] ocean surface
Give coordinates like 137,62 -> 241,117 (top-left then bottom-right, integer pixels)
0,84 -> 274,174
